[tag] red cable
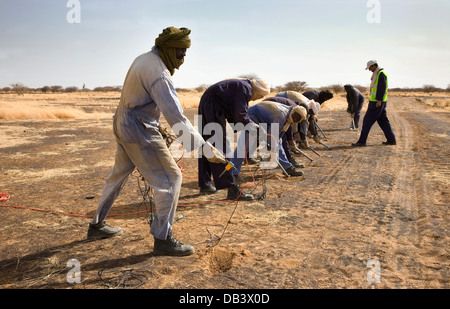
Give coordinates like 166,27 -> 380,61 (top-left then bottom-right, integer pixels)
0,134 -> 276,217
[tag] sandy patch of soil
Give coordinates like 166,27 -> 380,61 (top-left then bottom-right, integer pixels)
0,91 -> 448,290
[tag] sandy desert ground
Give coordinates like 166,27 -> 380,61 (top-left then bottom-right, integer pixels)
0,89 -> 448,290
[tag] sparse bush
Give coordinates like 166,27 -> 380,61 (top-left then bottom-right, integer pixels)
10,82 -> 27,96
238,73 -> 260,80
40,86 -> 51,93
64,86 -> 79,93
93,86 -> 122,92
272,85 -> 283,93
50,85 -> 63,93
327,84 -> 343,94
282,81 -> 308,92
422,84 -> 439,93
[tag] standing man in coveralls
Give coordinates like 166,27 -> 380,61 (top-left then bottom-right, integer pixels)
87,27 -> 226,257
352,60 -> 396,146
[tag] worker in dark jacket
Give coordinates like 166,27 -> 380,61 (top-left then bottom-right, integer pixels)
198,78 -> 270,200
352,60 -> 396,146
344,84 -> 364,129
302,89 -> 333,105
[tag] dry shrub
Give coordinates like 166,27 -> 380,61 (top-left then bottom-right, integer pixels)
431,99 -> 450,109
327,84 -> 343,94
0,91 -> 118,121
177,88 -> 204,109
281,81 -> 308,92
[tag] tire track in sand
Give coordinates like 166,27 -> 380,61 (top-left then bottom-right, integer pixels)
371,99 -> 449,288
306,100 -> 448,288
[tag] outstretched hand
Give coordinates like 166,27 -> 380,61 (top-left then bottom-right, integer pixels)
202,142 -> 227,164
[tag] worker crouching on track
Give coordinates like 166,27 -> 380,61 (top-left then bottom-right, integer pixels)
87,27 -> 226,257
344,84 -> 364,129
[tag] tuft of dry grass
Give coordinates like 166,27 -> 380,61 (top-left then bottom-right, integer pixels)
0,92 -> 118,121
0,106 -> 88,121
430,99 -> 450,109
1,90 -> 448,122
177,89 -> 202,109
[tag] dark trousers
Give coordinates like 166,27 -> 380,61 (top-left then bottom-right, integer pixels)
358,101 -> 396,143
198,155 -> 235,190
198,99 -> 235,190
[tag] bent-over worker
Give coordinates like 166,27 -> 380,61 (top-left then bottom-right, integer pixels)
230,101 -> 307,178
344,84 -> 364,129
198,78 -> 270,201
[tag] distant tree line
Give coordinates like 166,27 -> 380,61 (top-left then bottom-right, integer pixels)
1,81 -> 449,95
273,82 -> 450,94
1,83 -> 123,95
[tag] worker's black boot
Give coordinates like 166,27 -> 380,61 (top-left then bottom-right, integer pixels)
227,184 -> 254,201
351,142 -> 367,147
288,157 -> 305,168
286,166 -> 304,177
382,140 -> 396,145
199,184 -> 219,195
87,222 -> 123,240
153,230 -> 195,256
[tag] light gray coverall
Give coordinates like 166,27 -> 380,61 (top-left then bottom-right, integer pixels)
91,47 -> 205,240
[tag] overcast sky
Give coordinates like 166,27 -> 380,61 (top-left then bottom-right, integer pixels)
1,0 -> 449,90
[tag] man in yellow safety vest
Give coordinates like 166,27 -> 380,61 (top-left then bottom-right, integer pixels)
352,60 -> 396,146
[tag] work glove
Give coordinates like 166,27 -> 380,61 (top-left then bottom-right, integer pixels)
202,142 -> 227,164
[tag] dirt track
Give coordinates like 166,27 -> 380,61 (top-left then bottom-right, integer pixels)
0,93 -> 448,289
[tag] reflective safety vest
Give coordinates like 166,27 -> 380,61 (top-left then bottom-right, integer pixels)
370,69 -> 388,102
